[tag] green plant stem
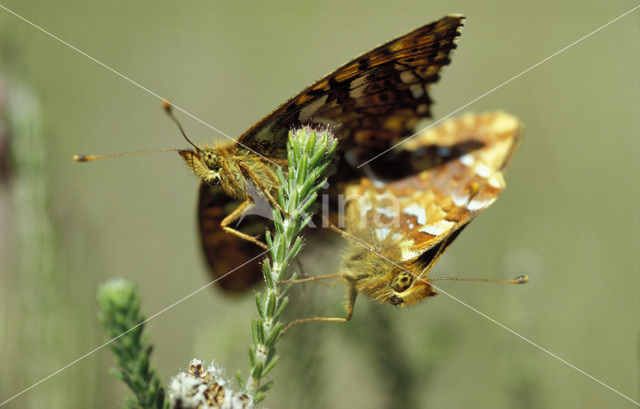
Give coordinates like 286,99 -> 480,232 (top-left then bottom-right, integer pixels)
98,279 -> 168,409
242,127 -> 337,403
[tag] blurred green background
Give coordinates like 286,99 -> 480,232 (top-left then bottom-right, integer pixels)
0,1 -> 638,408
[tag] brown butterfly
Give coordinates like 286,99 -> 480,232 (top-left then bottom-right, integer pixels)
75,15 -> 465,291
282,112 -> 527,331
188,15 -> 465,290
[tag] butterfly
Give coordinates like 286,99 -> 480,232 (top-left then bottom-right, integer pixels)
187,15 -> 466,291
281,111 -> 527,331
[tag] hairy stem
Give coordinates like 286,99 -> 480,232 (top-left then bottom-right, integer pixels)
242,127 -> 337,403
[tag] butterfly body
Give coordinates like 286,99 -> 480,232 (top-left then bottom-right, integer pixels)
348,111 -> 521,297
341,225 -> 436,307
75,15 -> 469,291
193,15 -> 465,289
282,111 -> 524,332
179,144 -> 283,201
177,142 -> 288,252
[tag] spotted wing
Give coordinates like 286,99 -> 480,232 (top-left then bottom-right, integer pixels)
197,16 -> 463,290
237,15 -> 464,153
198,183 -> 267,291
345,111 -> 522,265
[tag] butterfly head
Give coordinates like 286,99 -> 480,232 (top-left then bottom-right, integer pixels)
386,268 -> 438,306
344,226 -> 438,307
179,147 -> 223,187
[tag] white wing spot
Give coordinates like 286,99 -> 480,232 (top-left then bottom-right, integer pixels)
475,164 -> 491,178
489,174 -> 504,189
467,197 -> 495,211
392,233 -> 404,241
400,70 -> 418,84
401,247 -> 422,261
420,220 -> 455,236
376,228 -> 391,241
452,192 -> 469,207
377,207 -> 396,219
403,203 -> 427,225
460,154 -> 474,167
409,84 -> 424,99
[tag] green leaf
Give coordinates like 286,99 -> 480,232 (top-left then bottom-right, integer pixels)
256,320 -> 266,344
236,370 -> 246,391
255,293 -> 265,320
265,322 -> 282,346
251,362 -> 264,379
262,260 -> 274,288
248,345 -> 256,368
273,297 -> 289,321
256,380 -> 274,394
296,154 -> 309,185
262,355 -> 280,377
286,238 -> 304,263
277,260 -> 289,282
155,387 -> 166,409
266,293 -> 276,317
252,319 -> 260,344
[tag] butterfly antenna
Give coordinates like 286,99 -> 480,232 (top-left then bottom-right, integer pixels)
324,215 -> 377,252
73,100 -> 200,163
430,275 -> 529,284
163,100 -> 201,153
73,147 -> 181,163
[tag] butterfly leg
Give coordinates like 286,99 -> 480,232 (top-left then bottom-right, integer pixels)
282,286 -> 357,334
293,258 -> 311,281
321,215 -> 376,250
279,270 -> 343,290
237,161 -> 291,219
221,199 -> 269,250
278,272 -> 347,285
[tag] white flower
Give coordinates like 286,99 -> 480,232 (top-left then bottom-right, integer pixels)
168,359 -> 253,409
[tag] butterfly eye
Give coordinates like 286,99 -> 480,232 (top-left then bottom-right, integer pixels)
390,271 -> 413,292
202,151 -> 221,170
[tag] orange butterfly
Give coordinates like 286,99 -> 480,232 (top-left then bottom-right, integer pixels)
190,15 -> 465,290
75,16 -> 466,291
282,112 -> 527,331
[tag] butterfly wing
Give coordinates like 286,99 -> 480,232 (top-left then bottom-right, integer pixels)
237,15 -> 464,153
198,182 -> 267,291
345,111 -> 522,266
197,16 -> 464,290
